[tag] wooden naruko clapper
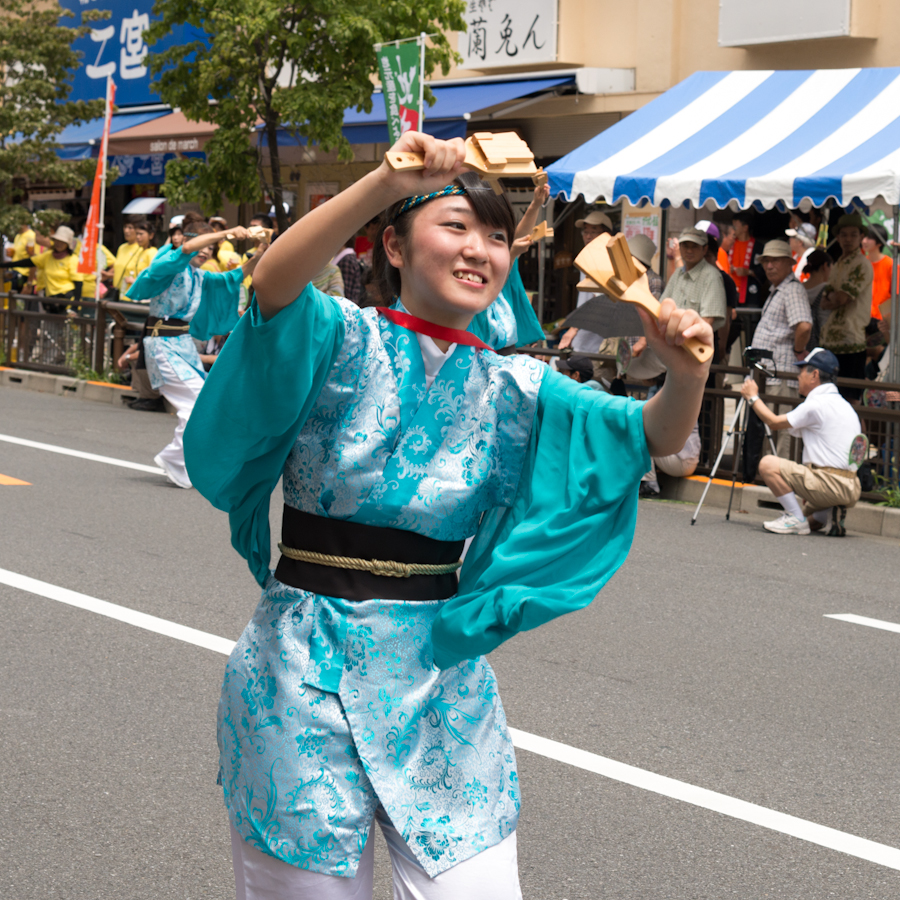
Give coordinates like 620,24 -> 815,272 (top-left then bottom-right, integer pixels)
574,233 -> 713,364
385,132 -> 544,193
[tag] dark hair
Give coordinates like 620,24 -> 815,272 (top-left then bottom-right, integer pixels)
867,223 -> 888,248
250,213 -> 274,229
706,235 -> 719,256
804,248 -> 831,274
732,211 -> 753,227
133,218 -> 155,235
375,172 -> 516,300
181,211 -> 213,238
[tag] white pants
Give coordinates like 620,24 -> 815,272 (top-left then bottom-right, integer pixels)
153,353 -> 204,488
230,810 -> 522,900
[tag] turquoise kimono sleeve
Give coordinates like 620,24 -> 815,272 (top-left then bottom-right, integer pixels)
469,260 -> 544,349
431,370 -> 651,669
183,285 -> 346,586
126,245 -> 191,299
188,268 -> 244,340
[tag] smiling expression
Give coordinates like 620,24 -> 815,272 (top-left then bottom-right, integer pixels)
383,196 -> 510,329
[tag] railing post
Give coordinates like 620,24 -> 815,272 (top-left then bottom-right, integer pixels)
94,302 -> 107,375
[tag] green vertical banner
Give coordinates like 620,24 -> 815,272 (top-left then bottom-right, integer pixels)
377,39 -> 422,145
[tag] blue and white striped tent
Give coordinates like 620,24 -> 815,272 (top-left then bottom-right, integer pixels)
547,68 -> 900,211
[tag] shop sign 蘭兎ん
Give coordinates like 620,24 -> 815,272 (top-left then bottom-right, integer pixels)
458,0 -> 558,69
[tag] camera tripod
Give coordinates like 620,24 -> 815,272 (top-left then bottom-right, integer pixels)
691,348 -> 778,525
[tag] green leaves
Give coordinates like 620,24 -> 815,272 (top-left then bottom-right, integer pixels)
0,0 -> 111,231
147,0 -> 465,230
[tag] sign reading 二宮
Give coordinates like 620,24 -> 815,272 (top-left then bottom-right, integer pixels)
58,0 -> 209,106
459,0 -> 558,69
377,40 -> 423,145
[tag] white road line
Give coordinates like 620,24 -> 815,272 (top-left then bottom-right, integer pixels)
0,568 -> 234,656
825,613 -> 900,635
0,433 -> 162,475
3,566 -> 900,873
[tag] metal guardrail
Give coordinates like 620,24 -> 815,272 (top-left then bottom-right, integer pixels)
515,345 -> 900,488
0,292 -> 148,376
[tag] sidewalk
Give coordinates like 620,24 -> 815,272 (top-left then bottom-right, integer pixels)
657,472 -> 900,539
0,366 -> 174,412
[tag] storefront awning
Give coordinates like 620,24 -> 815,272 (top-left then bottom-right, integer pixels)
54,111 -> 171,160
107,110 -> 217,156
547,68 -> 900,210
260,76 -> 575,147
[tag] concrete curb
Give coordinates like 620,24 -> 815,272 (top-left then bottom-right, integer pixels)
659,472 -> 900,539
0,366 -> 175,413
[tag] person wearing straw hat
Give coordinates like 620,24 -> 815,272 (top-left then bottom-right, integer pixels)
558,210 -> 614,355
1,226 -> 84,313
748,238 -> 813,457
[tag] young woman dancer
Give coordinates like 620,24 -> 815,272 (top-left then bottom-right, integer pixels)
127,215 -> 265,489
184,132 -> 711,899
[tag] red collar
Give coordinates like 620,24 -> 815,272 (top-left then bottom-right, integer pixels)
377,307 -> 492,351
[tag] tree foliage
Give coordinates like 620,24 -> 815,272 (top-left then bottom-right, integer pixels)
0,0 -> 110,237
147,0 -> 466,233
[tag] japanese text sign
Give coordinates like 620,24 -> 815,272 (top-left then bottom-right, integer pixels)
58,0 -> 208,107
377,40 -> 422,145
459,0 -> 557,69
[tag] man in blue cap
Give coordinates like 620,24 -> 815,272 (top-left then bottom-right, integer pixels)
739,348 -> 863,535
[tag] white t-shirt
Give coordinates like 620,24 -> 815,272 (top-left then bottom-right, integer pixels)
785,383 -> 862,469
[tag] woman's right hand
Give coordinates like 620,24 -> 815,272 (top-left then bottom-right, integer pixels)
376,132 -> 467,202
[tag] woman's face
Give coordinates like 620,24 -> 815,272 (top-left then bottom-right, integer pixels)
384,196 -> 510,327
52,239 -> 69,255
170,228 -> 183,248
123,223 -> 136,243
135,227 -> 152,248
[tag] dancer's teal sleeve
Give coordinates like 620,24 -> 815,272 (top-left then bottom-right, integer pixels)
183,288 -> 345,585
469,259 -> 544,348
431,372 -> 650,669
126,244 -> 244,340
188,268 -> 244,340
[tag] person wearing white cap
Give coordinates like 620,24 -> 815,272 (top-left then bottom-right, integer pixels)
558,210 -> 614,355
785,222 -> 816,279
750,238 -> 813,457
740,348 -> 863,535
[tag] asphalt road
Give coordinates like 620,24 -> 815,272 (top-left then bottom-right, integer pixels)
1,387 -> 899,899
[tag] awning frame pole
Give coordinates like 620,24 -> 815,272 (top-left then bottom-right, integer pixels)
889,205 -> 900,385
659,207 -> 669,284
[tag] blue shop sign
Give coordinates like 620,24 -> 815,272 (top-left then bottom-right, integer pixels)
109,150 -> 205,184
59,0 -> 208,107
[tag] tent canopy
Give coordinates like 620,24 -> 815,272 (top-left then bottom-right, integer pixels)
547,68 -> 900,211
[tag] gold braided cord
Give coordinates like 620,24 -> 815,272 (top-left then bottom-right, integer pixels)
278,543 -> 462,579
149,322 -> 190,337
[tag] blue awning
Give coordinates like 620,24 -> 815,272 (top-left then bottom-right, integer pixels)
261,76 -> 574,147
54,111 -> 171,160
547,68 -> 900,210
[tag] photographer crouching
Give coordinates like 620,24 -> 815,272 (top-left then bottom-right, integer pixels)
739,348 -> 864,536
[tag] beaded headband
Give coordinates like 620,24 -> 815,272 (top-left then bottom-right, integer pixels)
390,184 -> 467,224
